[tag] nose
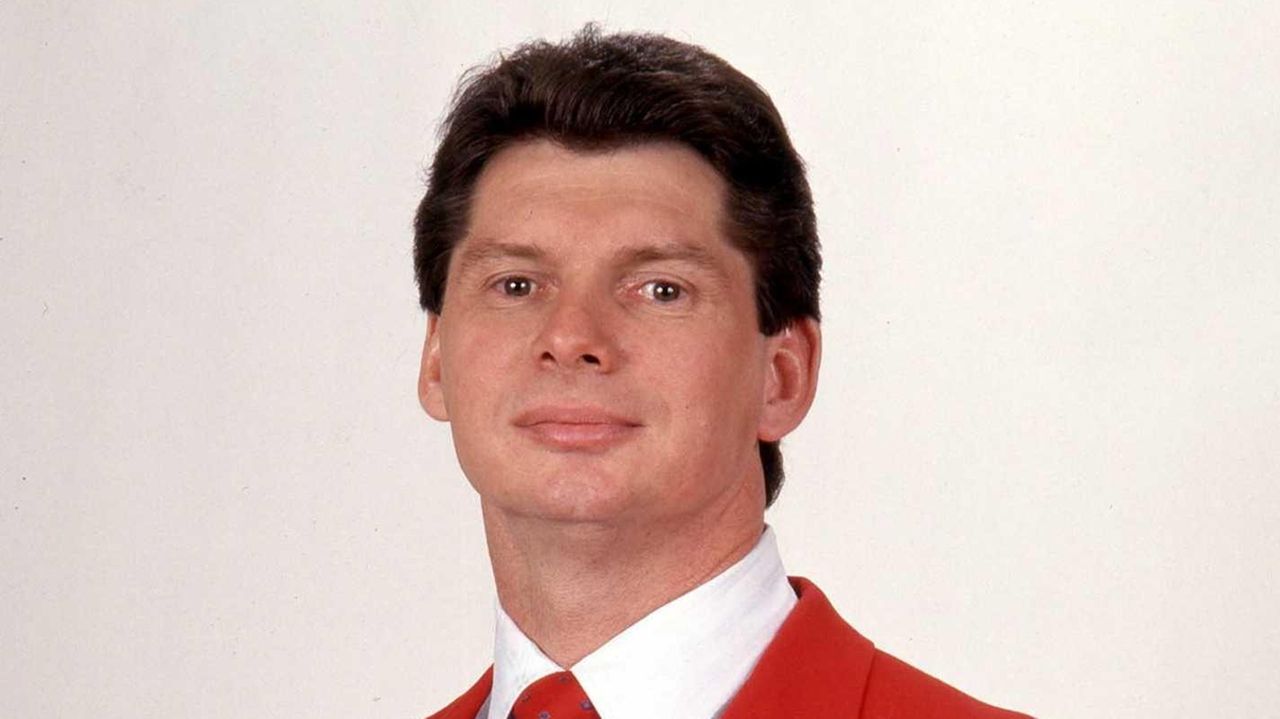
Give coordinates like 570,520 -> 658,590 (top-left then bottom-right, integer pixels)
534,289 -> 618,372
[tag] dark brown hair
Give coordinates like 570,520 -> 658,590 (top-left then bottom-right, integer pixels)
414,25 -> 820,506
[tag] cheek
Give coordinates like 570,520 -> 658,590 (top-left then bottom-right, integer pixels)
440,329 -> 516,416
660,332 -> 764,425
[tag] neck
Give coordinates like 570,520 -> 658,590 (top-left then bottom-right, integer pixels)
483,489 -> 764,667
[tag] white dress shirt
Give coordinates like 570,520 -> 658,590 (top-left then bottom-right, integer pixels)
480,526 -> 797,719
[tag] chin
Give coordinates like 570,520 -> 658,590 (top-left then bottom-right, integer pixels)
487,466 -> 652,524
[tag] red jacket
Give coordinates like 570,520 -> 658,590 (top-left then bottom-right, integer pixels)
426,577 -> 1031,718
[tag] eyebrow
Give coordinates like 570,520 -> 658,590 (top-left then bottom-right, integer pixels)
616,243 -> 723,273
452,240 -> 549,276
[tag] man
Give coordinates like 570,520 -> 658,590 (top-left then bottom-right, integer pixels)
414,26 -> 1030,719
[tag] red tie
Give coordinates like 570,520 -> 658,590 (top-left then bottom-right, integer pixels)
508,671 -> 599,719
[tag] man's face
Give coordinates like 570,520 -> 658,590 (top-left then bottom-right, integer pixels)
419,139 -> 810,525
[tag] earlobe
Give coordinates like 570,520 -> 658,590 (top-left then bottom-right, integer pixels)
418,313 -> 450,422
758,318 -> 821,442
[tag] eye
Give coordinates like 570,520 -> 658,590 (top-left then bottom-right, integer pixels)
497,276 -> 535,297
641,280 -> 683,303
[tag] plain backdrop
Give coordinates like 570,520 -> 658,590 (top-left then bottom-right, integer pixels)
3,2 -> 1278,717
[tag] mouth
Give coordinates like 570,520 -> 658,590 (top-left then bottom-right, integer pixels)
512,406 -> 643,451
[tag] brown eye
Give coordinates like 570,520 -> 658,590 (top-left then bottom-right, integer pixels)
501,276 -> 534,297
644,280 -> 683,302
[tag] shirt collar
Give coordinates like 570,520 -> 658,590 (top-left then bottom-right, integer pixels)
486,526 -> 797,719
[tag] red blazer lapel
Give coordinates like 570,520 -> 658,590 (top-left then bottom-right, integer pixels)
720,576 -> 876,719
426,577 -> 1028,719
425,667 -> 492,719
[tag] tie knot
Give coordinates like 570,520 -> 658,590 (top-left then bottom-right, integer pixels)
508,671 -> 598,719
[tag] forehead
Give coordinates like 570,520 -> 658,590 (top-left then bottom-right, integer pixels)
464,139 -> 731,250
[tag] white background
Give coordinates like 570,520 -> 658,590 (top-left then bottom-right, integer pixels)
3,2 -> 1278,717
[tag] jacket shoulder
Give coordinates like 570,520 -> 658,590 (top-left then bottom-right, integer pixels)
862,650 -> 1032,719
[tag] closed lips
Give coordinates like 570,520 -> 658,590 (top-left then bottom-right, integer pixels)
513,406 -> 643,450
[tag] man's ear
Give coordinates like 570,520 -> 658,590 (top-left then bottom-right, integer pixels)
417,313 -> 449,422
758,317 -> 821,442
